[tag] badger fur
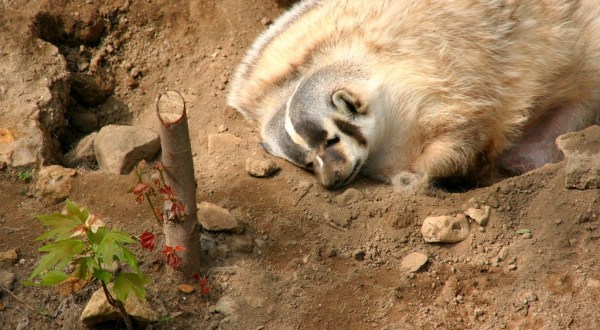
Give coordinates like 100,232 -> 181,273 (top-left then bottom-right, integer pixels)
227,0 -> 600,192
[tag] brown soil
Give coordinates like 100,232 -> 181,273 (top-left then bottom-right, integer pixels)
1,1 -> 599,329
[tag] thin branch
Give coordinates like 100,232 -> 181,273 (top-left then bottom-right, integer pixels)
0,285 -> 51,317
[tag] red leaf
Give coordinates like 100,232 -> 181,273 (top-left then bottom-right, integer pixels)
159,185 -> 176,200
166,253 -> 183,269
162,246 -> 174,255
170,201 -> 186,218
154,207 -> 164,222
199,278 -> 210,296
133,183 -> 152,204
140,231 -> 156,251
154,161 -> 164,171
192,274 -> 200,281
173,245 -> 187,253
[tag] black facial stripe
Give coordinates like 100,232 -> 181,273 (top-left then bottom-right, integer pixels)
333,118 -> 367,146
295,120 -> 327,147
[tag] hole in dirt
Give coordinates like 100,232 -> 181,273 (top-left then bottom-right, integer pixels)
31,8 -> 133,169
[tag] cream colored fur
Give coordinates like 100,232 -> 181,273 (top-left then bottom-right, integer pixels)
228,0 -> 600,191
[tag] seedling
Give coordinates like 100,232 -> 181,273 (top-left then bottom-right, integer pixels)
27,200 -> 149,330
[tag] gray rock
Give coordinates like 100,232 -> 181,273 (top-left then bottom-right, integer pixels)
34,165 -> 77,204
556,125 -> 600,189
421,214 -> 471,243
0,271 -> 16,290
465,206 -> 491,226
245,156 -> 279,177
198,202 -> 243,233
400,252 -> 428,272
80,285 -> 159,327
94,125 -> 160,174
335,188 -> 364,206
200,234 -> 216,251
63,132 -> 97,168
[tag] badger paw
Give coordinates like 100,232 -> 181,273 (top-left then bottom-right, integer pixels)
391,171 -> 430,195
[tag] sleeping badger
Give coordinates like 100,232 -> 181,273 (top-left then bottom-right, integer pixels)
227,0 -> 600,193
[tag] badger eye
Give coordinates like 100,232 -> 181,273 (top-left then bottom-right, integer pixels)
326,136 -> 340,148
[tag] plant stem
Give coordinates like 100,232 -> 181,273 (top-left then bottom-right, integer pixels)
145,192 -> 163,225
100,280 -> 134,330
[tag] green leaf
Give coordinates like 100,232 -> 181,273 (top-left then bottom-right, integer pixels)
113,272 -> 150,302
97,230 -> 138,270
93,269 -> 113,283
516,228 -> 531,235
65,200 -> 87,222
35,214 -> 83,241
73,257 -> 96,280
29,239 -> 85,280
105,230 -> 136,244
40,270 -> 68,285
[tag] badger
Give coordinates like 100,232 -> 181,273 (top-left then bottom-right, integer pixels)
227,0 -> 600,193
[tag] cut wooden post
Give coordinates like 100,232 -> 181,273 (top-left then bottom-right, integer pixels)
155,90 -> 200,278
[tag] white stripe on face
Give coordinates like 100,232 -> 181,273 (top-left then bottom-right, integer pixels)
316,155 -> 324,168
285,81 -> 311,150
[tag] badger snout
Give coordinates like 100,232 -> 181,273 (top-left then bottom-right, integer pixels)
312,148 -> 360,189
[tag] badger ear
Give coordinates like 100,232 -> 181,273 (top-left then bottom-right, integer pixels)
332,89 -> 367,116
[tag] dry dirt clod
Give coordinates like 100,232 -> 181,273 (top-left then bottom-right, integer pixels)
0,249 -> 19,267
0,271 -> 16,290
335,188 -> 364,206
421,214 -> 471,243
556,125 -> 600,189
400,252 -> 428,273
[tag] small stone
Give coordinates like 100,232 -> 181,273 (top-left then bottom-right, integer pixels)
260,17 -> 272,25
421,214 -> 471,243
34,166 -> 77,204
555,219 -> 563,225
200,234 -> 216,251
474,308 -> 484,318
0,249 -> 18,266
0,271 -> 16,290
245,156 -> 280,177
217,124 -> 228,133
487,195 -> 500,208
497,247 -> 509,261
63,132 -> 97,168
556,125 -> 600,189
521,232 -> 533,239
198,202 -> 243,233
400,252 -> 428,273
178,284 -> 195,293
80,285 -> 159,326
335,188 -> 364,206
94,125 -> 160,174
464,206 -> 491,226
507,264 -> 517,271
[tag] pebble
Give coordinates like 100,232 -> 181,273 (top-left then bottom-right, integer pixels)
198,202 -> 243,233
245,156 -> 280,177
474,308 -> 484,318
507,264 -> 517,271
80,285 -> 159,326
521,232 -> 533,239
0,271 -> 16,290
0,249 -> 18,266
335,188 -> 364,206
400,252 -> 428,273
464,206 -> 491,226
421,214 -> 471,243
497,247 -> 509,261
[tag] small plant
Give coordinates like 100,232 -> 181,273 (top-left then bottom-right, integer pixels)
17,170 -> 32,182
27,200 -> 150,330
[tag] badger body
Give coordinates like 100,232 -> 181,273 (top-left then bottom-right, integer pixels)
228,0 -> 600,192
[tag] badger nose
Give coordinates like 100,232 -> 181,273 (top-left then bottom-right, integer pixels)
317,170 -> 343,189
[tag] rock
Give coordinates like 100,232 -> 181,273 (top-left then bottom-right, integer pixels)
63,132 -> 97,168
71,71 -> 114,106
335,188 -> 364,206
207,133 -> 246,155
230,234 -> 254,253
200,234 -> 216,251
521,232 -> 533,239
323,208 -> 353,228
0,271 -> 16,290
497,246 -> 509,261
34,165 -> 77,204
94,125 -> 160,174
80,285 -> 159,327
556,125 -> 600,189
198,202 -> 243,233
464,206 -> 491,226
210,296 -> 238,316
0,249 -> 18,266
421,214 -> 471,243
245,156 -> 280,177
178,284 -> 195,293
400,252 -> 428,272
392,171 -> 429,195
474,308 -> 484,318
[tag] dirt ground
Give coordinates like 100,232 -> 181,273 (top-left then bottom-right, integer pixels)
1,1 -> 599,329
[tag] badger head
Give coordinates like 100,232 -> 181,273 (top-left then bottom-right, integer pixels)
261,64 -> 379,189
